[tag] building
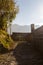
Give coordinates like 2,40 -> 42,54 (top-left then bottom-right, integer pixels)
11,32 -> 32,43
11,24 -> 43,52
32,25 -> 43,52
11,24 -> 33,42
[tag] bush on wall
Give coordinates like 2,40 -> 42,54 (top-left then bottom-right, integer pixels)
0,30 -> 14,50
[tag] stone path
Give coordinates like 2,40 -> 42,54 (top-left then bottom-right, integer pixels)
13,42 -> 43,65
0,41 -> 43,65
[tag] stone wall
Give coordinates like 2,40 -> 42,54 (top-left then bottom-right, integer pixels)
11,33 -> 32,43
33,33 -> 43,52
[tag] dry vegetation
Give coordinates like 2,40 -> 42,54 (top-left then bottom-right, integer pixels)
0,30 -> 15,50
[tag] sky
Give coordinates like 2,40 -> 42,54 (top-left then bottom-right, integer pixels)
12,0 -> 43,25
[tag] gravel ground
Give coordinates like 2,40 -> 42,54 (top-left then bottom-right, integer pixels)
0,52 -> 18,65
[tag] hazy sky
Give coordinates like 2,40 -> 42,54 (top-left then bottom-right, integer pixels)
12,0 -> 43,25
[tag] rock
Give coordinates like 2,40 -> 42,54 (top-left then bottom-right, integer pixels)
10,61 -> 18,65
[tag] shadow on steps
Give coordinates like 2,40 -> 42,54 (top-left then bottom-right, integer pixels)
0,44 -> 9,54
13,42 -> 43,65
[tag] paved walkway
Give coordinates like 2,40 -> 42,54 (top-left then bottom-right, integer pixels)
0,41 -> 43,65
13,42 -> 43,65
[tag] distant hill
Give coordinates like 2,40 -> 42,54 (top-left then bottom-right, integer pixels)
7,24 -> 40,34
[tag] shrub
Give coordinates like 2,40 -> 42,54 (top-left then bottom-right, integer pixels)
0,30 -> 14,50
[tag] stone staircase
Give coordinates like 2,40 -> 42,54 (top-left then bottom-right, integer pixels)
0,41 -> 43,65
13,42 -> 43,65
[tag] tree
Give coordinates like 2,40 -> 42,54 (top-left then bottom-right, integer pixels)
0,0 -> 18,30
0,0 -> 18,50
